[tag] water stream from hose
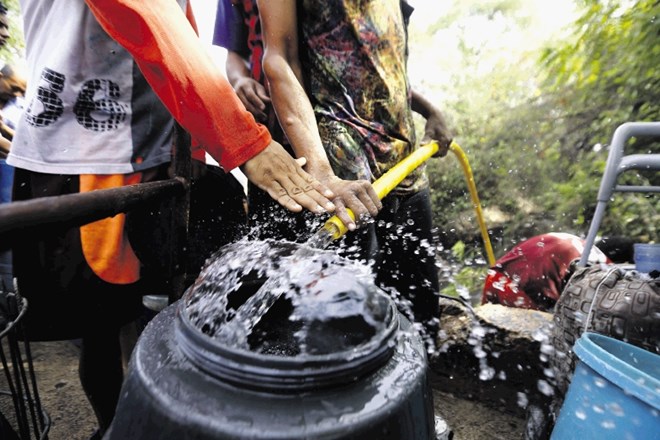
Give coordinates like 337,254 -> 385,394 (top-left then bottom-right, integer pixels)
212,228 -> 338,349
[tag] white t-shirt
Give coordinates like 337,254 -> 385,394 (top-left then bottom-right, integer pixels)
7,0 -> 186,174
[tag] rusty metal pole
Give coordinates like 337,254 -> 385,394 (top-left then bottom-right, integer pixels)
0,180 -> 185,248
168,124 -> 192,304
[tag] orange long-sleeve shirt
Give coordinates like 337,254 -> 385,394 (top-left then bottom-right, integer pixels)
86,0 -> 271,171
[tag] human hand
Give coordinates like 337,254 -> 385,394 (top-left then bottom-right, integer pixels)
320,176 -> 382,231
422,109 -> 453,158
241,140 -> 337,214
233,77 -> 271,123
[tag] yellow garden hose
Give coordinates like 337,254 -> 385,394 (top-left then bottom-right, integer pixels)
322,140 -> 496,267
448,142 -> 496,267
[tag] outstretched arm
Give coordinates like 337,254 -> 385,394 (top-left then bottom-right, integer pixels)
411,89 -> 453,157
85,0 -> 334,214
258,0 -> 381,229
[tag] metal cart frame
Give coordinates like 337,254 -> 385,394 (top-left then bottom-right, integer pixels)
579,122 -> 660,266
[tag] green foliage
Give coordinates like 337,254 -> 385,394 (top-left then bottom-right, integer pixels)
440,265 -> 488,303
0,0 -> 24,63
412,0 -> 659,255
450,240 -> 466,261
439,240 -> 489,301
537,0 -> 660,241
540,0 -> 660,149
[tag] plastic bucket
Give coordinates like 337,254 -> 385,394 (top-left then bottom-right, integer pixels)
634,243 -> 660,273
551,332 -> 660,439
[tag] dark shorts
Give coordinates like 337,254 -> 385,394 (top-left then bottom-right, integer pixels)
12,169 -> 146,340
11,165 -> 248,341
339,188 -> 441,333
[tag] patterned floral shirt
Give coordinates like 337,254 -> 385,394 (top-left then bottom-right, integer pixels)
300,0 -> 427,194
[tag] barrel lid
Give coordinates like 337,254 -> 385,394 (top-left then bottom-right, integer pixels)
177,239 -> 400,392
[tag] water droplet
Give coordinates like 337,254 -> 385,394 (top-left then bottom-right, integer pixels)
575,409 -> 587,420
479,366 -> 495,381
606,402 -> 625,417
537,379 -> 554,396
600,420 -> 616,430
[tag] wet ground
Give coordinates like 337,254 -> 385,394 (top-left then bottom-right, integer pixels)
1,339 -> 524,440
432,373 -> 525,439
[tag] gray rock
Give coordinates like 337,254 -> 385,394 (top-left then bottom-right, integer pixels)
431,300 -> 555,418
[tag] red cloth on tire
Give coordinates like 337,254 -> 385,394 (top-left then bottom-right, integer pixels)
481,233 -> 611,311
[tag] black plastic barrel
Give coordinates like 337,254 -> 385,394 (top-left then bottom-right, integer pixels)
106,240 -> 435,440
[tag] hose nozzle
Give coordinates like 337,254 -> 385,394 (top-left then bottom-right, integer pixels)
320,141 -> 440,241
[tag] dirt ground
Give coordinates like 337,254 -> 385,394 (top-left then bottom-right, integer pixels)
0,338 -> 524,440
24,341 -> 98,440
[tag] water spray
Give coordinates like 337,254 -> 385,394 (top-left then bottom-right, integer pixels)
222,140 -> 495,345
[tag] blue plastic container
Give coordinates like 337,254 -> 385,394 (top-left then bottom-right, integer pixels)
0,159 -> 13,204
551,333 -> 660,439
634,243 -> 660,273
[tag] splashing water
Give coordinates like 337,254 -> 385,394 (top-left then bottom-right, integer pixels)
468,323 -> 496,381
183,235 -> 392,356
213,229 -> 336,348
184,238 -> 282,336
305,227 -> 336,250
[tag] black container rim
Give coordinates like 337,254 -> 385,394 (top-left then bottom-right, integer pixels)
175,300 -> 399,392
